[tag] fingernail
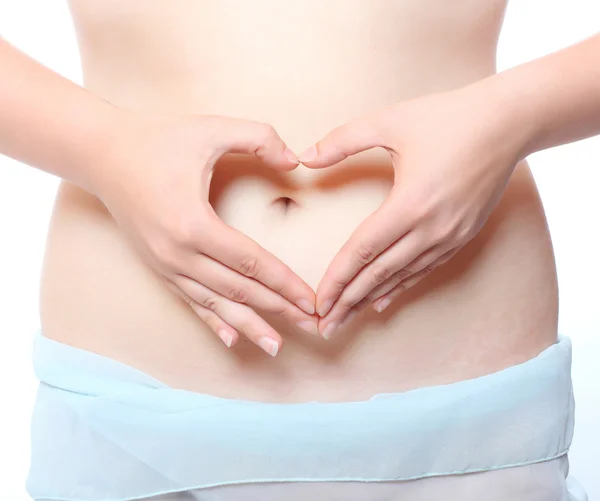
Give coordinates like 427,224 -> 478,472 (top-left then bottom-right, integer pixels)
298,145 -> 317,163
375,298 -> 392,313
258,336 -> 279,357
217,329 -> 234,348
317,299 -> 333,317
322,322 -> 338,340
296,298 -> 315,315
283,148 -> 299,164
297,320 -> 319,336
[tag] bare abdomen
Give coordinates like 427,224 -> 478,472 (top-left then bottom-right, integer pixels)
41,0 -> 557,402
40,151 -> 558,403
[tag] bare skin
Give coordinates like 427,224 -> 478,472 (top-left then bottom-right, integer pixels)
38,0 -> 560,402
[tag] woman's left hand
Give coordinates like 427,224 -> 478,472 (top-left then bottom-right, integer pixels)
299,82 -> 530,339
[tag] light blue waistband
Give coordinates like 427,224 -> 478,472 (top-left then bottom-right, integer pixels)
27,333 -> 575,501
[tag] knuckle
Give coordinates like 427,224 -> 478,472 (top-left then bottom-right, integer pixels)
389,282 -> 410,299
227,287 -> 249,304
330,275 -> 348,291
269,280 -> 285,295
191,303 -> 211,322
260,298 -> 289,318
455,224 -> 475,244
437,250 -> 456,266
179,217 -> 204,245
200,296 -> 220,311
168,215 -> 203,250
239,256 -> 261,278
257,122 -> 277,142
414,193 -> 441,223
180,293 -> 194,308
406,275 -> 424,289
266,271 -> 288,295
406,195 -> 429,222
433,218 -> 459,245
355,243 -> 377,264
272,306 -> 288,319
393,268 -> 412,282
421,263 -> 437,276
371,265 -> 393,285
410,207 -> 428,226
322,272 -> 348,296
396,282 -> 409,294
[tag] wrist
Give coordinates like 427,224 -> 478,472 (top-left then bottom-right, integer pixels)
460,68 -> 541,163
75,100 -> 129,196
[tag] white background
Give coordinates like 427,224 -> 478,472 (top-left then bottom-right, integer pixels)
0,1 -> 598,500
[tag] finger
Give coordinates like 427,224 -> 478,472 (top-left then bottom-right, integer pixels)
371,247 -> 461,312
200,216 -> 316,315
165,281 -> 239,348
189,303 -> 240,348
211,117 -> 299,171
370,273 -> 428,313
317,305 -> 364,341
298,111 -> 389,168
366,245 -> 455,307
178,252 -> 319,335
316,307 -> 362,341
317,231 -> 426,337
174,274 -> 283,357
319,244 -> 457,340
313,193 -> 412,317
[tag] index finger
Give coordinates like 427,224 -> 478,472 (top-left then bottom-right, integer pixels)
299,110 -> 391,168
315,193 -> 412,316
209,117 -> 299,171
201,216 -> 316,315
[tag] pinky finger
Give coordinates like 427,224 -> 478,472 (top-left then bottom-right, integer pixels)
166,281 -> 239,348
371,247 -> 461,312
189,302 -> 240,348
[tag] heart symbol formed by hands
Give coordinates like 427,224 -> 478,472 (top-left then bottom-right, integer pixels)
106,85 -> 524,356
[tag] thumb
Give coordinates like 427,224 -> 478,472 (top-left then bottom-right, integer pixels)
298,114 -> 387,168
212,117 -> 299,171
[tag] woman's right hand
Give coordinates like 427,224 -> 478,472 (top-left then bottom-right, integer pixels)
88,109 -> 318,356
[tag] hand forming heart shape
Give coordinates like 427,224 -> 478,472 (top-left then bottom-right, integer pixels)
95,80 -> 528,355
300,82 -> 529,340
93,111 -> 317,357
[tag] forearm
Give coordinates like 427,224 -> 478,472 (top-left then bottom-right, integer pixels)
0,37 -> 118,191
473,31 -> 600,160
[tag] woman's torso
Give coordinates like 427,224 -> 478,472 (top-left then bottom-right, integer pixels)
39,0 -> 559,402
